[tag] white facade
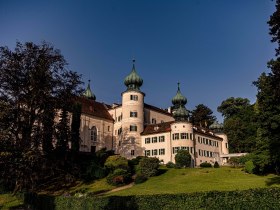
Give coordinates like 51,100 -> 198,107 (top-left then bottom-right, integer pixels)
79,61 -> 229,166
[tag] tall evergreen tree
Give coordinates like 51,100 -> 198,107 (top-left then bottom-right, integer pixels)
191,104 -> 216,128
253,0 -> 280,173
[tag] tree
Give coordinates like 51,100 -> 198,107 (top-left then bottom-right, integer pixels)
0,41 -> 83,192
217,98 -> 257,153
190,104 -> 216,128
137,157 -> 160,177
175,149 -> 191,168
253,0 -> 280,173
217,97 -> 250,119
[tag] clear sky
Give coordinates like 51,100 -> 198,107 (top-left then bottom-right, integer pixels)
0,0 -> 276,122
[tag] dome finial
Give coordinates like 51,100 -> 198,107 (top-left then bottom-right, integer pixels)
83,79 -> 96,100
124,60 -> 143,91
177,82 -> 180,92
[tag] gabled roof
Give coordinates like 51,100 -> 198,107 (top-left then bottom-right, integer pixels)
193,125 -> 223,140
144,103 -> 173,117
76,97 -> 114,121
141,121 -> 174,135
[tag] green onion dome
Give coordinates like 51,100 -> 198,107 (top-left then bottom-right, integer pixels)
83,80 -> 96,100
209,121 -> 223,131
172,83 -> 187,106
173,105 -> 189,121
124,60 -> 143,91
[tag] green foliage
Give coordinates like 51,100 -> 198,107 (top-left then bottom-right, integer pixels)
105,155 -> 129,172
191,104 -> 216,128
200,162 -> 212,168
137,157 -> 160,177
165,161 -> 175,168
0,41 -> 83,192
25,188 -> 280,210
128,156 -> 144,174
252,0 -> 280,174
244,161 -> 255,174
217,97 -> 257,153
214,161 -> 220,168
175,149 -> 191,168
106,169 -> 131,186
70,102 -> 82,152
134,174 -> 148,184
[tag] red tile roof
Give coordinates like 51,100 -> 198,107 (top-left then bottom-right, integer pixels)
144,103 -> 173,117
141,121 -> 174,135
76,97 -> 114,121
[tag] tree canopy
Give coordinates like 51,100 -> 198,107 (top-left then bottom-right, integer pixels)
190,104 -> 216,128
0,41 -> 83,192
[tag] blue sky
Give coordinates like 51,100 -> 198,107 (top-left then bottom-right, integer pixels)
0,0 -> 276,122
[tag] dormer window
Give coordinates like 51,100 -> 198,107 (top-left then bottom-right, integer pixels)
154,126 -> 159,131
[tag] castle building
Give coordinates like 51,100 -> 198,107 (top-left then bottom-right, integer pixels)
78,61 -> 229,166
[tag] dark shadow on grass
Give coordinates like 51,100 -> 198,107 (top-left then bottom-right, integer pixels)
157,168 -> 168,176
266,176 -> 280,186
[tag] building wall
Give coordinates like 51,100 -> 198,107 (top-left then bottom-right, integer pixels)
194,133 -> 222,165
141,132 -> 171,164
170,122 -> 195,164
144,108 -> 174,125
120,90 -> 145,158
80,113 -> 114,152
216,133 -> 229,155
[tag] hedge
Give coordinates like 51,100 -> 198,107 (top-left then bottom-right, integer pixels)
25,188 -> 280,210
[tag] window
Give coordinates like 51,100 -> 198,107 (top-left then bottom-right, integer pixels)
181,146 -> 187,150
206,139 -> 208,145
130,111 -> 137,117
199,149 -> 202,156
203,138 -> 205,144
181,133 -> 187,139
118,127 -> 122,135
159,136 -> 165,142
190,147 -> 193,154
130,95 -> 138,101
130,125 -> 137,131
131,150 -> 135,156
90,126 -> 97,141
152,118 -> 157,124
190,133 -> 193,140
145,138 -> 151,144
152,137 -> 158,143
226,143 -> 228,148
145,150 -> 150,156
159,149 -> 165,155
152,149 -> 158,156
172,147 -> 180,154
172,133 -> 179,140
108,126 -> 110,132
91,146 -> 96,153
198,136 -> 201,143
209,140 -> 212,146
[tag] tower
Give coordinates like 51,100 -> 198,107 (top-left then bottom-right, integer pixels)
209,121 -> 229,155
170,83 -> 195,166
120,60 -> 145,158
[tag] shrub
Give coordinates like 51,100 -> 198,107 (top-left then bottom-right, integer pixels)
128,156 -> 144,174
175,149 -> 191,168
137,157 -> 160,177
214,161 -> 220,168
105,155 -> 128,172
200,162 -> 212,168
106,169 -> 131,186
25,188 -> 280,210
244,160 -> 255,174
134,174 -> 148,184
166,161 -> 175,168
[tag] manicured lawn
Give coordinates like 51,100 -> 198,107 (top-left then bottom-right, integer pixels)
0,194 -> 24,210
107,167 -> 280,196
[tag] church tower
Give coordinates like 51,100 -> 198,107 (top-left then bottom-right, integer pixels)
120,60 -> 145,158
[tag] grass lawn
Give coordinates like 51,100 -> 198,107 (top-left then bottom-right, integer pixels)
0,194 -> 24,210
107,167 -> 280,196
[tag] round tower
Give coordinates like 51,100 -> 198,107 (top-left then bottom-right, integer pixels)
121,60 -> 145,158
209,121 -> 229,155
170,83 -> 194,166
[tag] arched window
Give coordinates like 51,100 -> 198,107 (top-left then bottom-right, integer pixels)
90,126 -> 97,142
